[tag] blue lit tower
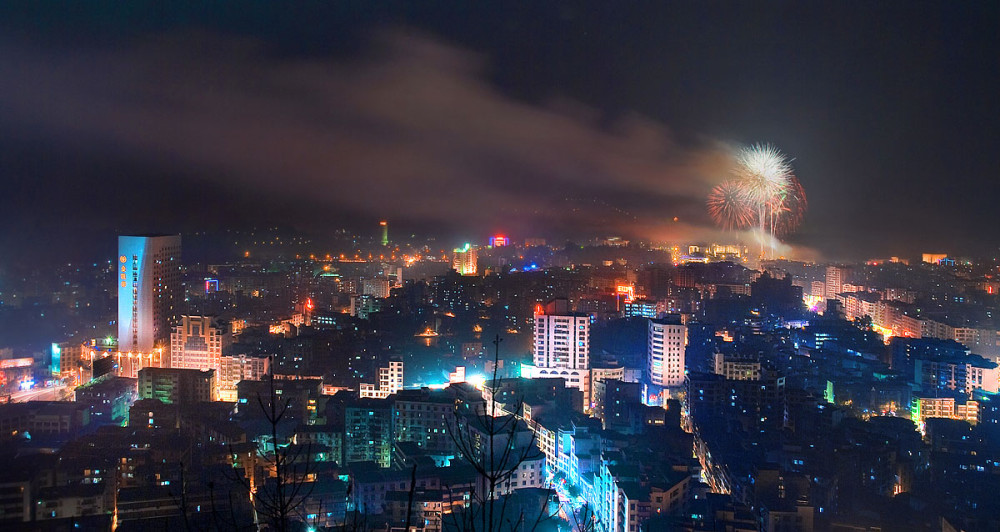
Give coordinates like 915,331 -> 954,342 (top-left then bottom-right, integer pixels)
118,235 -> 182,353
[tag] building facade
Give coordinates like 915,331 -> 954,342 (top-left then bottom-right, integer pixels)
392,388 -> 455,456
648,316 -> 686,388
118,234 -> 182,353
713,352 -> 762,381
360,359 -> 403,399
218,354 -> 270,402
825,265 -> 844,300
911,395 -> 980,426
138,367 -> 215,404
343,399 -> 394,467
532,300 -> 591,399
170,315 -> 230,372
451,245 -> 478,276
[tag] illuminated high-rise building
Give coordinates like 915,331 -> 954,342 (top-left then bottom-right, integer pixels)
379,220 -> 388,246
531,299 -> 591,399
825,265 -> 845,300
648,315 -> 686,388
118,235 -> 182,353
452,244 -> 478,276
170,315 -> 230,373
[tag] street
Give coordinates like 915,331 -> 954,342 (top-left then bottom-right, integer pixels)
10,384 -> 70,403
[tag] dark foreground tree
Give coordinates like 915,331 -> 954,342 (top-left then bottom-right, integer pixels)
445,335 -> 562,532
227,365 -> 316,532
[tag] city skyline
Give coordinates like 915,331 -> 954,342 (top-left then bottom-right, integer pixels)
1,5 -> 999,530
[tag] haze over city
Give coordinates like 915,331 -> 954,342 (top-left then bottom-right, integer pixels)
1,2 -> 998,264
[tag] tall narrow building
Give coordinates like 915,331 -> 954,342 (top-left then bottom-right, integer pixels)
648,315 -> 686,388
531,299 -> 591,399
118,234 -> 182,353
825,265 -> 845,300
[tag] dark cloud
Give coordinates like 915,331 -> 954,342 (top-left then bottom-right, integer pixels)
1,29 -> 745,251
3,2 -> 997,262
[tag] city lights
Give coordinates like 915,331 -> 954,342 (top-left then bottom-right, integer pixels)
0,4 -> 995,531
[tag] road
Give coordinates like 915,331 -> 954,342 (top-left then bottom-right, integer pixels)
10,384 -> 70,403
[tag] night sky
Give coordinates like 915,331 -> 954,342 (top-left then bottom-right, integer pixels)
1,2 -> 997,263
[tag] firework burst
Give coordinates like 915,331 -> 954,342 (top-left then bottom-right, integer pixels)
735,143 -> 794,207
707,143 -> 806,257
707,180 -> 754,231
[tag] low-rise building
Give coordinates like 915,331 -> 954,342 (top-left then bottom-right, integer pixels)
138,367 -> 216,404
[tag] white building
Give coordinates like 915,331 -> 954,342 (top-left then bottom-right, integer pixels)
118,234 -> 182,352
360,359 -> 404,399
825,265 -> 845,300
531,299 -> 591,400
967,363 -> 1000,394
648,316 -> 686,388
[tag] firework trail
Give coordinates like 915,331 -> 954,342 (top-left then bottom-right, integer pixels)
773,175 -> 807,237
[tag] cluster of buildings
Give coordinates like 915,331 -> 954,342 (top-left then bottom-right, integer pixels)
5,230 -> 1000,530
805,264 -> 1000,360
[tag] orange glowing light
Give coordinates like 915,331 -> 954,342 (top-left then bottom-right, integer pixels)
616,285 -> 635,303
0,358 -> 32,369
416,327 -> 439,338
